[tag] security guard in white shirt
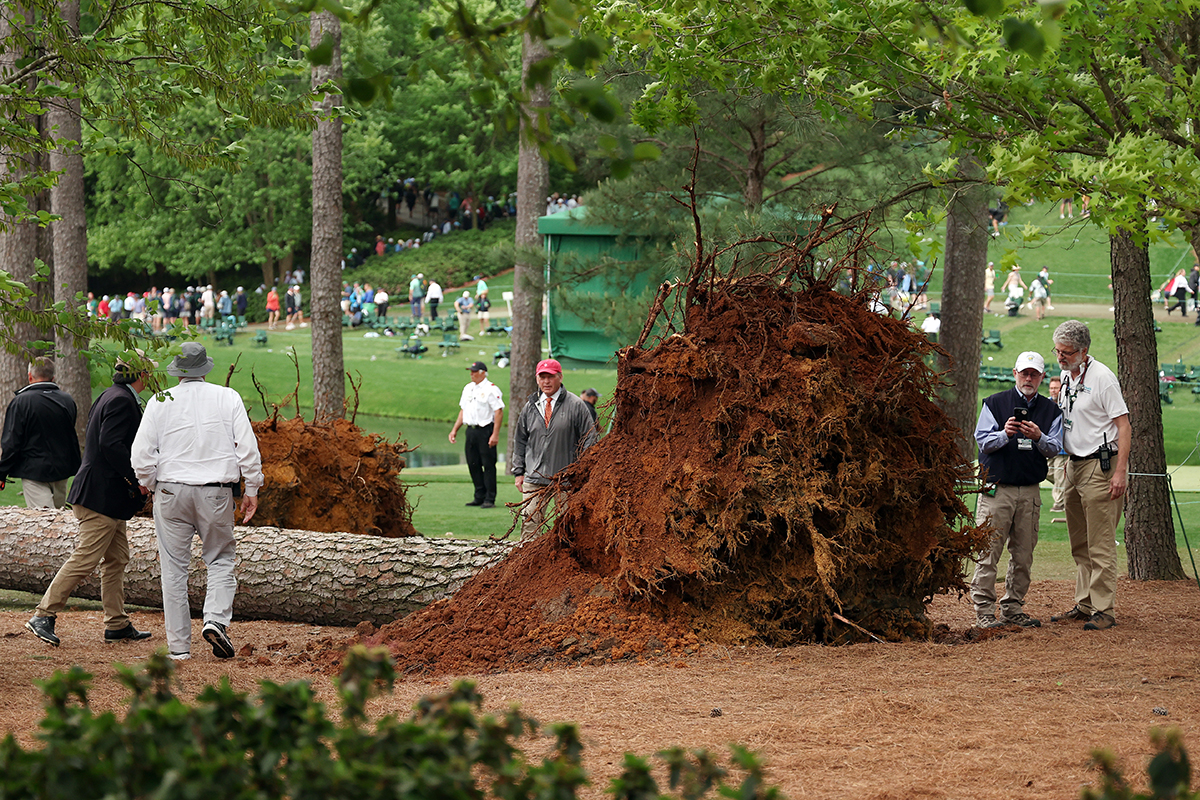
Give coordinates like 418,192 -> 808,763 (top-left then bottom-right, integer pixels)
448,361 -> 505,508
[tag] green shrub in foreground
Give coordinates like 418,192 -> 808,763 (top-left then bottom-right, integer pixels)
1084,728 -> 1195,800
0,646 -> 781,800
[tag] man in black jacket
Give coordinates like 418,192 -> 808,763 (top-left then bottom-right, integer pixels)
970,351 -> 1064,629
25,354 -> 154,647
0,358 -> 80,508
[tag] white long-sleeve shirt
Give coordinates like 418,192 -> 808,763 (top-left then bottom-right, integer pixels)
131,379 -> 264,496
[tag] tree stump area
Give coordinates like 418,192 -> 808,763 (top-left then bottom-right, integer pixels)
0,507 -> 511,626
360,241 -> 991,676
252,415 -> 417,537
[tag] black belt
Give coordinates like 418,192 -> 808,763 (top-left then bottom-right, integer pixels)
1069,451 -> 1105,462
466,422 -> 493,429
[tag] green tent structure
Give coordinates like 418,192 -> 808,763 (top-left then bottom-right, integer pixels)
539,207 -> 653,369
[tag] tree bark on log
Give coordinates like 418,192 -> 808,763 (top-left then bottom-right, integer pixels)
0,507 -> 513,627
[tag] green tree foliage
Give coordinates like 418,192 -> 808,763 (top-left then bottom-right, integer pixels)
0,0 -> 312,230
85,102 -> 391,285
0,647 -> 784,800
1084,729 -> 1196,800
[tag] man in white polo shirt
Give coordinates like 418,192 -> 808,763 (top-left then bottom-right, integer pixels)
448,361 -> 505,508
1048,320 -> 1130,631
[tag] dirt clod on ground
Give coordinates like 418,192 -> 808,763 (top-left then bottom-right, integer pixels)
365,272 -> 989,675
252,416 -> 417,537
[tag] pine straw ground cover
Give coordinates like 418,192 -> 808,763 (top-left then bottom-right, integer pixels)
0,577 -> 1196,799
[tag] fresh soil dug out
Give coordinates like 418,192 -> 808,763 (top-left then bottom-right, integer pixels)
252,415 -> 417,538
362,274 -> 989,675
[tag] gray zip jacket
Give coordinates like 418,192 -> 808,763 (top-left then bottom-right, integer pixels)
511,388 -> 598,486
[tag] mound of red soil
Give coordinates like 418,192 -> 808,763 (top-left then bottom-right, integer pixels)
252,416 -> 417,538
363,277 -> 987,675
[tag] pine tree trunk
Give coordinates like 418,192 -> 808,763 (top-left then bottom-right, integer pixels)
310,11 -> 345,421
0,507 -> 513,626
937,152 -> 988,461
509,3 -> 551,457
0,4 -> 40,416
49,0 -> 89,446
1110,231 -> 1184,580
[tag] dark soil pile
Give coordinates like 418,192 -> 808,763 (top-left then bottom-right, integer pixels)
252,416 -> 417,538
361,275 -> 988,675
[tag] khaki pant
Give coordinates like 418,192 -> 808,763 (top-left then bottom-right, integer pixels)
970,483 -> 1040,616
1048,454 -> 1067,511
1064,458 -> 1123,618
23,479 -> 68,509
520,484 -> 567,540
35,505 -> 131,630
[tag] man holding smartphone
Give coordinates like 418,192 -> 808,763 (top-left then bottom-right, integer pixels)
970,351 -> 1064,628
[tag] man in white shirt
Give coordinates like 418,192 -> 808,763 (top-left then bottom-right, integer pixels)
1048,320 -> 1130,631
131,343 -> 263,661
448,362 -> 505,508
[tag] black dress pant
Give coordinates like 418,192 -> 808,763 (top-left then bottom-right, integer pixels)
465,423 -> 497,503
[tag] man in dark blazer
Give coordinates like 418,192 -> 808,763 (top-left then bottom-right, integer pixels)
26,354 -> 155,647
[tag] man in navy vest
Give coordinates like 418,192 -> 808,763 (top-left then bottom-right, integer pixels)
971,351 -> 1064,628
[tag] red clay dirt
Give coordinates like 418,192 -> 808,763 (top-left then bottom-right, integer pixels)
251,415 -> 417,538
357,276 -> 991,676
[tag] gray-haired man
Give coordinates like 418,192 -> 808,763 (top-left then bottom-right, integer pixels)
1049,320 -> 1130,631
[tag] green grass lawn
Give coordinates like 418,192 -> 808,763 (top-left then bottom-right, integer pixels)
920,200 -> 1196,302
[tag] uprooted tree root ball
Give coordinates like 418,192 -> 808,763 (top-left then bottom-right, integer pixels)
252,416 -> 417,538
358,273 -> 989,676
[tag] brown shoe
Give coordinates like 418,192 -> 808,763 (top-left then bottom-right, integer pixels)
1083,612 -> 1117,631
1051,606 -> 1090,622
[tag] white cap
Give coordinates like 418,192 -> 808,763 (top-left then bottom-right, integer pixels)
463,291 -> 470,297
1014,351 -> 1045,373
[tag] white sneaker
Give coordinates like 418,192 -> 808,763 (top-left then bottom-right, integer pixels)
168,652 -> 190,661
286,323 -> 295,330
1047,305 -> 1055,310
300,322 -> 309,327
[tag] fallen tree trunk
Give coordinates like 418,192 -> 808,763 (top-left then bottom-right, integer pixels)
0,506 -> 513,627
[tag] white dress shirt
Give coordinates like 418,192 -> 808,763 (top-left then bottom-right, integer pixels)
131,379 -> 264,496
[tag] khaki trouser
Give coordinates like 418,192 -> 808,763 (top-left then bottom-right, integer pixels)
23,479 -> 69,509
1048,454 -> 1067,510
970,483 -> 1041,617
35,505 -> 131,630
1064,458 -> 1123,618
519,484 -> 568,540
154,483 -> 238,656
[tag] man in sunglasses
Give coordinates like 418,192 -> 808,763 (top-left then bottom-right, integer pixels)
1049,320 -> 1130,631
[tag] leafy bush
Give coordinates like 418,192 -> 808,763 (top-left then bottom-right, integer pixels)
1083,729 -> 1195,800
0,647 -> 782,800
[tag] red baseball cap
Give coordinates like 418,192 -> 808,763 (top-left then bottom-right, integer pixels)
536,359 -> 562,375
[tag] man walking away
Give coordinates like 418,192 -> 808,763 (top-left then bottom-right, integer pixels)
510,359 -> 598,539
970,351 -> 1063,628
26,354 -> 155,647
131,343 -> 263,660
1049,320 -> 1130,631
0,357 -> 81,508
448,362 -> 505,509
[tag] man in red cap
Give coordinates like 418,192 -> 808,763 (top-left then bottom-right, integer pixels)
510,358 -> 598,539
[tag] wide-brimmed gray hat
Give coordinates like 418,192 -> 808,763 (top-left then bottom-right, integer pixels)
168,342 -> 214,377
